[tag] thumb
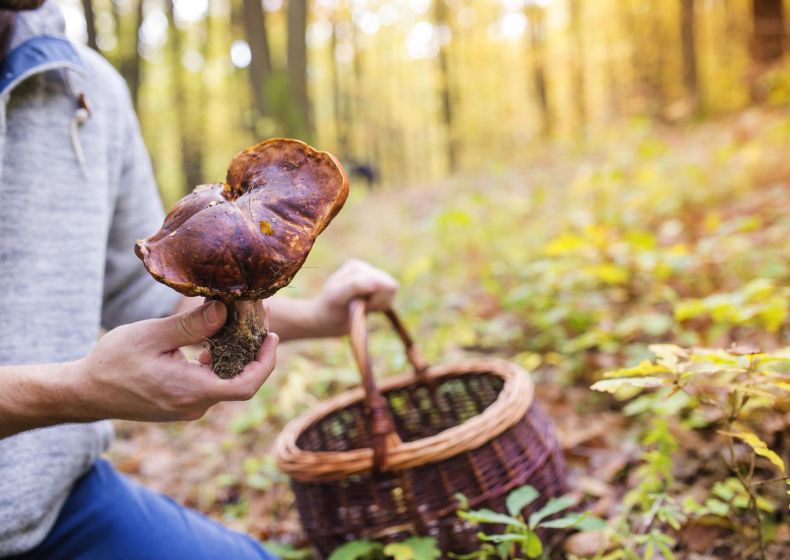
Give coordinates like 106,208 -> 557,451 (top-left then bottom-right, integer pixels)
150,301 -> 227,350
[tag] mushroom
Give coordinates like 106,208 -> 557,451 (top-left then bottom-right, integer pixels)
135,138 -> 349,378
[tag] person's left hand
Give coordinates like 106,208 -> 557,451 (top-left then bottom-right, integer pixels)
310,259 -> 399,337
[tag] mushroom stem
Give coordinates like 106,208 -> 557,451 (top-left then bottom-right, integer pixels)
208,299 -> 268,379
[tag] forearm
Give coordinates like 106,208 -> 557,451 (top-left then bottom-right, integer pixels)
0,360 -> 94,439
267,295 -> 330,341
175,295 -> 328,342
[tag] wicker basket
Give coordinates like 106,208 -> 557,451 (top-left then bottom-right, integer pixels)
274,299 -> 567,556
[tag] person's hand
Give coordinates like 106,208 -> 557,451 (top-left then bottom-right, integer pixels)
310,259 -> 399,337
72,301 -> 278,422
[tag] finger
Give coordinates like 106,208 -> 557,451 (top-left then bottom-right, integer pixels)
366,275 -> 400,311
209,333 -> 279,401
147,301 -> 227,351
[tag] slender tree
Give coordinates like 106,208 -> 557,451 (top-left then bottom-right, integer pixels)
680,0 -> 699,113
434,0 -> 457,172
287,0 -> 311,137
567,0 -> 586,134
525,3 -> 552,137
330,14 -> 349,156
109,0 -> 144,108
166,0 -> 203,195
127,0 -> 145,109
749,0 -> 785,100
242,0 -> 272,125
81,0 -> 97,50
751,0 -> 785,64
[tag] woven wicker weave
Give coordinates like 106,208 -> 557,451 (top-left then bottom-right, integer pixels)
274,300 -> 567,556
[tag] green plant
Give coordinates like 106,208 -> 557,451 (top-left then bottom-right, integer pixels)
450,485 -> 606,559
263,542 -> 313,560
328,537 -> 441,560
592,344 -> 790,559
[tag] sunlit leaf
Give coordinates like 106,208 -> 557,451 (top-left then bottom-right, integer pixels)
544,233 -> 587,256
591,376 -> 666,393
383,543 -> 411,560
649,344 -> 687,369
718,430 -> 786,473
601,361 -> 672,379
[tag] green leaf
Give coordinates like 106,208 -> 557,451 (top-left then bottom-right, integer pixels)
383,544 -> 413,560
262,542 -> 313,560
329,540 -> 383,560
477,532 -> 528,544
528,495 -> 577,528
506,485 -> 539,516
454,492 -> 469,511
575,515 -> 609,531
704,498 -> 730,517
401,537 -> 441,560
540,512 -> 608,531
539,514 -> 586,529
459,509 -> 525,528
525,532 -> 543,559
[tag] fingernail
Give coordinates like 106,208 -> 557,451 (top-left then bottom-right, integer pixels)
203,301 -> 218,325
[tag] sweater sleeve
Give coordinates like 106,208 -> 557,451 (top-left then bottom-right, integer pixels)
100,85 -> 182,330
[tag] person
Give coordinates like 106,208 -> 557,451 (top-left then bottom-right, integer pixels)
0,1 -> 398,558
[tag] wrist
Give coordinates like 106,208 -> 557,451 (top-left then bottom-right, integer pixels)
27,358 -> 103,425
58,357 -> 104,423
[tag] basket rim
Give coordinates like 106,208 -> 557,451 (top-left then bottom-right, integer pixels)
274,357 -> 534,482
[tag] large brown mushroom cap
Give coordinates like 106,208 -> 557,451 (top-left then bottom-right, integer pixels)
135,138 -> 349,300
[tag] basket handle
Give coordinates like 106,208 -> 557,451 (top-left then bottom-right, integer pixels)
348,298 -> 430,471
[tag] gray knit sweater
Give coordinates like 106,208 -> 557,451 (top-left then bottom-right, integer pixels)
0,3 -> 181,554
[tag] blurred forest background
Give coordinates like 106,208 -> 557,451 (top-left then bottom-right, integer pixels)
54,0 -> 790,558
57,0 -> 788,207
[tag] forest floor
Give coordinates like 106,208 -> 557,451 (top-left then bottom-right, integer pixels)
109,109 -> 790,559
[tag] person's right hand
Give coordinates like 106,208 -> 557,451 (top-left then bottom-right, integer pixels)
72,301 -> 278,422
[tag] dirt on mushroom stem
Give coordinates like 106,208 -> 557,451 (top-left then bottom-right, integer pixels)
208,299 -> 268,379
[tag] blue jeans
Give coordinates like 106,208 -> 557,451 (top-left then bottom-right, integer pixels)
10,459 -> 278,559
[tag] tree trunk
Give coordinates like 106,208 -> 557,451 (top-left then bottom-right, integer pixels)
751,0 -> 785,64
750,0 -> 785,100
127,0 -> 144,109
166,1 -> 203,196
526,6 -> 552,137
568,0 -> 586,135
680,0 -> 699,112
242,0 -> 272,124
434,0 -> 457,172
81,0 -> 97,50
287,0 -> 311,137
330,16 -> 349,156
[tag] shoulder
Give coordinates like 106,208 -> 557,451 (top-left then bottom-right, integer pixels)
72,44 -> 135,118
